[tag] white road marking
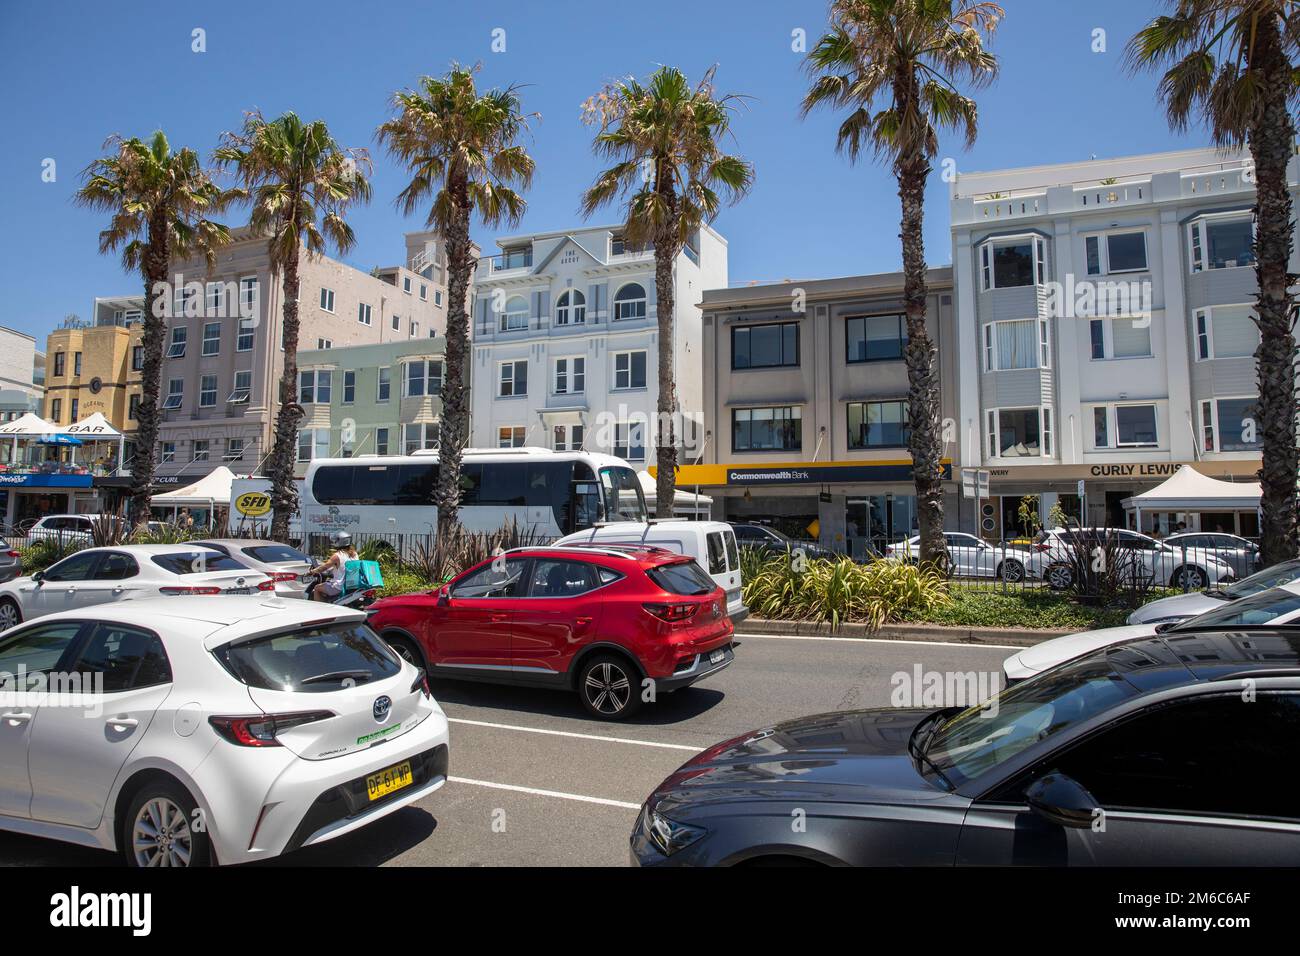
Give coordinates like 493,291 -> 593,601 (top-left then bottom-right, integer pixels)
448,776 -> 641,810
448,717 -> 701,752
734,632 -> 1022,650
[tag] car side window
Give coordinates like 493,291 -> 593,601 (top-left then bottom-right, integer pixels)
1046,693 -> 1300,820
94,552 -> 139,581
723,530 -> 739,571
705,532 -> 727,575
0,621 -> 85,687
452,558 -> 527,598
68,623 -> 172,693
43,551 -> 101,582
596,567 -> 623,585
527,560 -> 596,598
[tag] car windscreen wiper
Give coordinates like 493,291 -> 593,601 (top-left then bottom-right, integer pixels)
300,669 -> 375,685
908,709 -> 957,791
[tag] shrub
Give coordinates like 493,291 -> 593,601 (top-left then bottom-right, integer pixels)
21,538 -> 85,574
742,552 -> 950,630
906,588 -> 1133,631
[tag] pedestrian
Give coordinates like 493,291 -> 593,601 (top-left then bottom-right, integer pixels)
177,508 -> 193,531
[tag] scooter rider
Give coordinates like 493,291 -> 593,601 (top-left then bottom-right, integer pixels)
310,531 -> 357,602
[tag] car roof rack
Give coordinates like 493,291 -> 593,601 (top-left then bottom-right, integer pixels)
503,544 -> 650,561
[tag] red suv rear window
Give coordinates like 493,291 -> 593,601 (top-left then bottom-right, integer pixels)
646,560 -> 714,596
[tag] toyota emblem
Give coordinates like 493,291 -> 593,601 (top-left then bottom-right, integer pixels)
372,695 -> 392,722
711,602 -> 720,618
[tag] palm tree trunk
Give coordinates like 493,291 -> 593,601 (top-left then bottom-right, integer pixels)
653,164 -> 680,520
1248,14 -> 1299,566
269,251 -> 302,542
435,184 -> 473,531
129,209 -> 171,531
897,154 -> 947,569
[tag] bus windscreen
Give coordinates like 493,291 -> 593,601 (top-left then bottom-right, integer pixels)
600,467 -> 648,523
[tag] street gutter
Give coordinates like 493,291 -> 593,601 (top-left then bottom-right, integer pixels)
736,617 -> 1069,648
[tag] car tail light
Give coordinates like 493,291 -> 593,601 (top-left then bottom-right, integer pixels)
270,572 -> 299,582
209,710 -> 334,747
410,672 -> 432,698
159,585 -> 222,596
1033,543 -> 1050,552
257,580 -> 276,591
643,602 -> 698,623
5,550 -> 18,559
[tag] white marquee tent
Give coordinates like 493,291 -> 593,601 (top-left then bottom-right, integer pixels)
151,466 -> 238,527
1122,465 -> 1261,531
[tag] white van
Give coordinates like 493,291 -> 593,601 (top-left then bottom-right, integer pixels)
557,521 -> 748,624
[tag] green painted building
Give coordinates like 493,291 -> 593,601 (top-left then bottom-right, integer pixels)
294,336 -> 448,475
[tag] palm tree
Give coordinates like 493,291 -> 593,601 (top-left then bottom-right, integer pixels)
802,0 -> 1002,568
581,66 -> 754,519
1128,0 -> 1299,565
378,63 -> 535,530
215,111 -> 371,542
75,131 -> 235,529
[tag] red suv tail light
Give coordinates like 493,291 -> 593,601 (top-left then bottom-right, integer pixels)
208,710 -> 334,747
642,602 -> 699,623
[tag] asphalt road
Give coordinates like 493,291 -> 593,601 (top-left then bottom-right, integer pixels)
0,632 -> 1015,868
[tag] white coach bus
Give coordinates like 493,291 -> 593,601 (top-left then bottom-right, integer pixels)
299,447 -> 648,539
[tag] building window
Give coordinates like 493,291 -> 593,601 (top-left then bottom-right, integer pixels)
50,398 -> 61,420
1202,397 -> 1262,452
404,422 -> 440,454
420,284 -> 428,301
1092,404 -> 1158,448
199,374 -> 218,407
402,276 -> 412,294
70,399 -> 79,422
1189,215 -> 1255,272
613,351 -> 647,390
73,353 -> 82,376
340,370 -> 355,404
237,317 -> 254,352
979,235 -> 1046,290
613,283 -> 647,321
1193,304 -> 1259,360
376,427 -> 390,456
228,370 -> 251,404
53,352 -> 65,376
163,379 -> 184,410
392,312 -> 400,331
1087,317 -> 1152,360
405,360 -> 442,397
614,422 -> 645,461
161,441 -> 175,463
848,400 -> 909,449
499,360 -> 527,397
496,425 -> 525,449
983,319 -> 1048,371
357,302 -> 372,326
224,438 -> 244,461
173,284 -> 198,317
128,394 -> 140,420
501,295 -> 529,331
846,314 -> 906,363
435,290 -> 443,306
377,366 -> 391,402
556,290 -> 586,325
192,440 -> 210,463
553,424 -> 584,451
316,338 -> 332,350
410,321 -> 420,338
320,287 -> 335,312
733,406 -> 802,452
299,369 -> 332,404
986,407 -> 1052,458
297,428 -> 330,462
206,281 -> 225,314
554,357 -> 585,394
132,345 -> 144,371
201,322 -> 221,356
732,322 -> 799,369
167,326 -> 187,358
239,277 -> 259,314
1084,230 -> 1148,275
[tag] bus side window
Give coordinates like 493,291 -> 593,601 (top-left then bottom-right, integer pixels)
572,481 -> 600,533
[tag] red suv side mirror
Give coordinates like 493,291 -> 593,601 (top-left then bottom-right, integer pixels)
436,588 -> 450,607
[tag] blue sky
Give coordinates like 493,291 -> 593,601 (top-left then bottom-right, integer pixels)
0,0 -> 1204,343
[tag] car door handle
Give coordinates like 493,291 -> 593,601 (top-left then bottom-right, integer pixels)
576,616 -> 593,625
112,586 -> 125,594
489,613 -> 509,623
106,716 -> 138,730
2,711 -> 33,725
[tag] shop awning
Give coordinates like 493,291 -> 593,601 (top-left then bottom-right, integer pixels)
0,413 -> 56,437
1121,465 -> 1261,511
152,466 -> 237,506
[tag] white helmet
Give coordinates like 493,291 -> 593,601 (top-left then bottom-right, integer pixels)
330,531 -> 353,548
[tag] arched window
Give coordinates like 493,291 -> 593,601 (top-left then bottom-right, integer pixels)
614,283 -> 647,322
501,295 -> 529,331
555,289 -> 586,326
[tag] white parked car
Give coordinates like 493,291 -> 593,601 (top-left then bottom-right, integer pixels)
0,544 -> 275,630
1003,581 -> 1300,682
885,532 -> 1043,582
24,514 -> 111,544
192,539 -> 315,599
0,597 -> 448,866
1128,557 -> 1300,625
1032,527 -> 1236,591
556,520 -> 747,623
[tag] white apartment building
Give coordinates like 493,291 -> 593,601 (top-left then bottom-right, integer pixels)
470,224 -> 727,462
951,147 -> 1300,538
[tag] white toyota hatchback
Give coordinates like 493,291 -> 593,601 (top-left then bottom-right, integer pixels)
0,597 -> 449,866
0,545 -> 276,630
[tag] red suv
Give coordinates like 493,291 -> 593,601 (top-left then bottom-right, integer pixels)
367,545 -> 735,719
